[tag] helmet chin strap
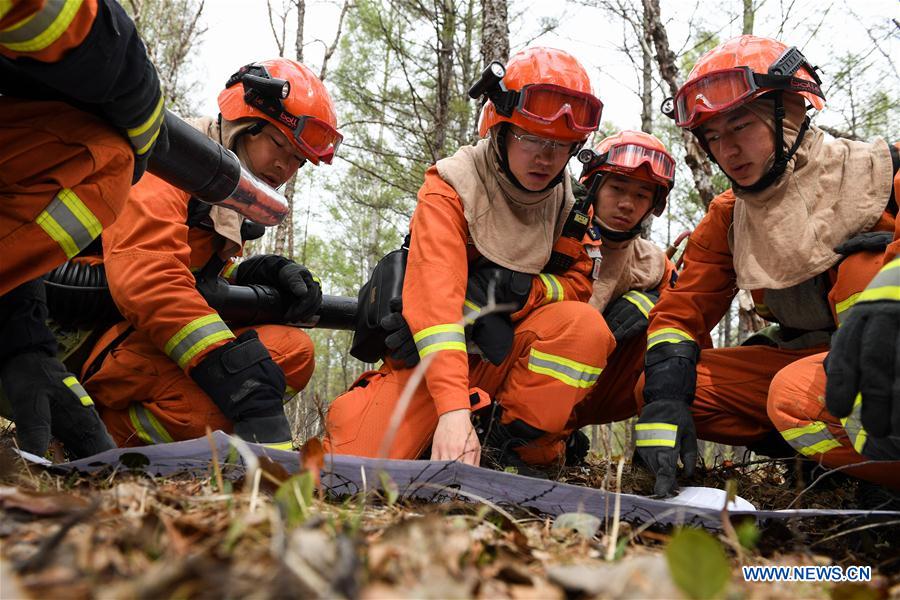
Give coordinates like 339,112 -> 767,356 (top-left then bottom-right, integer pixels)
586,175 -> 646,242
494,123 -> 576,192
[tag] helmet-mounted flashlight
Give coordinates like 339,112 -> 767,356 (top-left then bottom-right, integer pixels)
577,148 -> 596,164
660,97 -> 676,120
468,61 -> 506,99
241,73 -> 290,100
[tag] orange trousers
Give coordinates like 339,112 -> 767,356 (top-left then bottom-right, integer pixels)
768,353 -> 900,490
83,323 -> 315,447
325,302 -> 614,465
0,99 -> 133,296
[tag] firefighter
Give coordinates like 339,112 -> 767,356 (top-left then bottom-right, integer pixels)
326,47 -> 611,469
562,131 -> 678,462
0,0 -> 166,457
79,58 -> 342,450
636,34 -> 899,498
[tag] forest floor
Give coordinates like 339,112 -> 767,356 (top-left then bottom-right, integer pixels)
1,425 -> 898,599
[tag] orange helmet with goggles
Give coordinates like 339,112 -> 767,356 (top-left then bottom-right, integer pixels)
475,47 -> 602,142
668,35 -> 825,130
219,58 -> 342,165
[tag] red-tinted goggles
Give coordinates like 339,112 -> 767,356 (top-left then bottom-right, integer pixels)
515,83 -> 603,132
673,66 -> 824,128
578,142 -> 675,187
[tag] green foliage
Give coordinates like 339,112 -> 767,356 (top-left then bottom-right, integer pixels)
665,527 -> 730,599
378,470 -> 399,506
735,519 -> 760,551
275,472 -> 317,527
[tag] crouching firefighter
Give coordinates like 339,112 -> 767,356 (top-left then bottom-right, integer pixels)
325,48 -> 611,470
561,131 -> 679,463
0,0 -> 168,458
79,58 -> 343,449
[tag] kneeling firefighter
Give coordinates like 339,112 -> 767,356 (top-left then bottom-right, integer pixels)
80,58 -> 343,449
326,47 -> 612,469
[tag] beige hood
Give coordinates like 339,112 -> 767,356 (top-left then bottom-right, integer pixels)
588,235 -> 667,313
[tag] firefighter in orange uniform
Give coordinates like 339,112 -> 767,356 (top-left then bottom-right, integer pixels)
635,35 -> 899,497
562,132 -> 678,462
326,47 -> 611,470
0,0 -> 166,457
80,59 -> 343,449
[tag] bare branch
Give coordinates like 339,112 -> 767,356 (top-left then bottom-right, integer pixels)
318,0 -> 351,81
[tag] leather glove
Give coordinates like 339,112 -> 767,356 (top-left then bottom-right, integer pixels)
638,341 -> 700,497
826,256 -> 900,443
469,261 -> 532,312
635,399 -> 698,498
603,289 -> 660,344
381,298 -> 419,368
834,231 -> 893,256
236,255 -> 323,323
1,352 -> 115,459
465,271 -> 515,366
190,330 -> 292,447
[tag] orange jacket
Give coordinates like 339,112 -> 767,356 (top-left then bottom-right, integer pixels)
647,172 -> 899,349
403,166 -> 594,416
101,173 -> 241,373
0,0 -> 98,62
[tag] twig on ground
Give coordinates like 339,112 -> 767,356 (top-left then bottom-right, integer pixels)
13,497 -> 100,573
606,455 -> 625,561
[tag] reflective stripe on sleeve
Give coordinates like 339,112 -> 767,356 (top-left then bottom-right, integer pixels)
634,422 -> 678,447
538,273 -> 564,303
164,314 -> 234,370
839,393 -> 868,455
834,292 -> 860,326
0,0 -> 82,52
646,327 -> 695,351
856,257 -> 900,304
127,94 -> 166,155
413,323 -> 466,358
780,421 -> 842,457
63,375 -> 93,406
36,188 -> 102,258
622,290 -> 656,318
222,260 -> 239,279
527,348 -> 602,389
463,299 -> 482,326
128,404 -> 174,445
0,1 -> 14,19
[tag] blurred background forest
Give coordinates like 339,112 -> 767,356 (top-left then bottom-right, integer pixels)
122,0 -> 899,450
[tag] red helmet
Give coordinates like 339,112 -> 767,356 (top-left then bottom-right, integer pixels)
578,131 -> 674,216
219,58 -> 342,165
477,47 -> 601,142
673,35 -> 825,129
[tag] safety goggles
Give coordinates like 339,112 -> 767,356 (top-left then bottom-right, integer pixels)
578,142 -> 675,186
513,83 -> 603,133
228,65 -> 343,164
672,66 -> 824,129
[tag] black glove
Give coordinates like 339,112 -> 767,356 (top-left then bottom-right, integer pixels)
834,231 -> 894,256
465,270 -> 516,365
565,429 -> 591,466
1,352 -> 115,459
635,400 -> 698,497
190,330 -> 292,446
469,261 -> 532,312
603,289 -> 660,344
236,255 -> 323,323
381,298 -> 419,368
826,256 -> 900,443
638,341 -> 700,497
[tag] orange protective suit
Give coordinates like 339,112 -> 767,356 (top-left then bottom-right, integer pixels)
81,172 -> 315,446
325,167 -> 613,465
640,169 -> 899,487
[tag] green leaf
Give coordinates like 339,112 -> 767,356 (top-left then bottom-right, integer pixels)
378,470 -> 398,506
735,520 -> 760,551
665,527 -> 730,599
274,472 -> 316,527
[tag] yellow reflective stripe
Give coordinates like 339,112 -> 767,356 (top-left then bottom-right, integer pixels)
623,290 -> 655,318
834,292 -> 860,325
222,260 -> 239,279
0,0 -> 82,52
128,404 -> 174,445
36,188 -> 102,258
839,393 -> 868,455
0,1 -> 13,19
634,423 -> 678,447
63,375 -> 93,406
646,327 -> 695,350
527,348 -> 601,389
463,299 -> 482,325
857,258 -> 900,303
413,323 -> 466,358
539,273 -> 563,303
127,94 -> 165,155
264,441 -> 294,451
283,386 -> 297,404
780,421 -> 842,457
164,314 -> 234,369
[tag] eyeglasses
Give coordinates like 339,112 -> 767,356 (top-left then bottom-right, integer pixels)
509,129 -> 575,157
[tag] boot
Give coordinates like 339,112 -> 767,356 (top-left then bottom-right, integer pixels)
746,429 -> 797,458
473,405 -> 548,478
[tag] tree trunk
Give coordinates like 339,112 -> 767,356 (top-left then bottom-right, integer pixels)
742,0 -> 755,35
481,0 -> 509,66
642,0 -> 717,208
272,174 -> 296,257
294,0 -> 306,62
433,0 -> 456,160
640,1 -> 653,133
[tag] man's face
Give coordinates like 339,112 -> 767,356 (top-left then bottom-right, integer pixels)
699,106 -> 776,187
